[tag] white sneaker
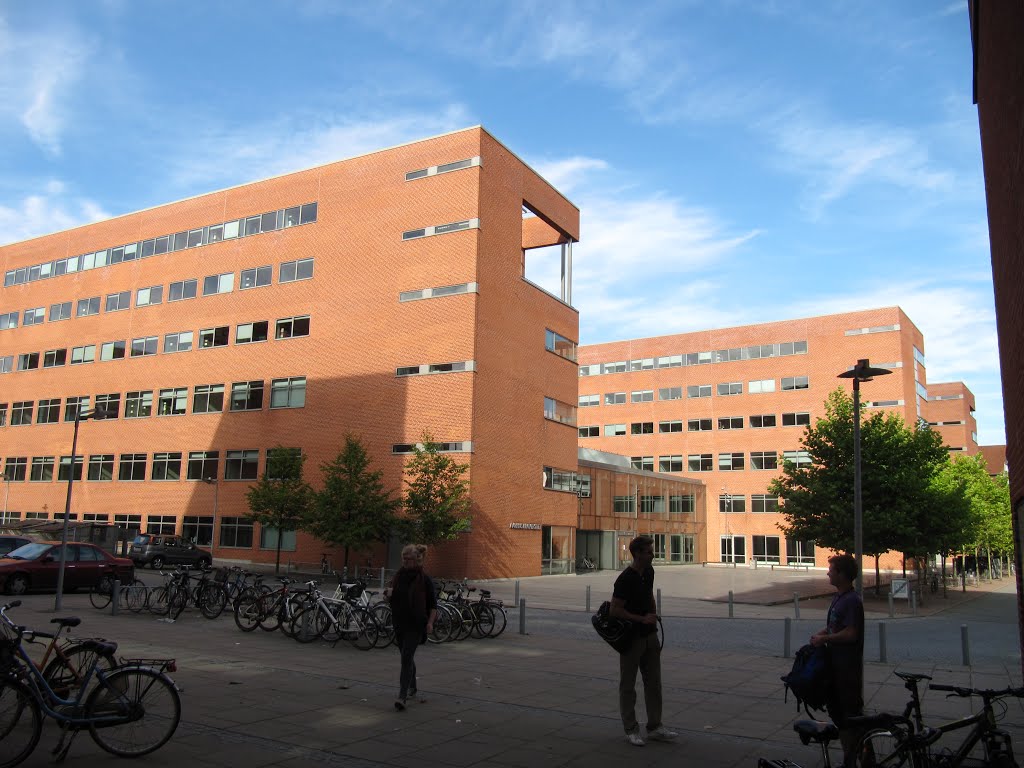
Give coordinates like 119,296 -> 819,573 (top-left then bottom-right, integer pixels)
647,725 -> 678,741
626,731 -> 646,747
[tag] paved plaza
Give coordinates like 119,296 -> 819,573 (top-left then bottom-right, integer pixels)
4,567 -> 1021,768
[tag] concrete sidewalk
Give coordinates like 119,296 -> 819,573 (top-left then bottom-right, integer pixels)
5,575 -> 1021,768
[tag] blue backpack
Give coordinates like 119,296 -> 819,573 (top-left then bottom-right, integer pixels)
781,644 -> 829,713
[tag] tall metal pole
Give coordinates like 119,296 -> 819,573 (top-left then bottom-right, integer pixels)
853,376 -> 863,596
55,411 -> 83,611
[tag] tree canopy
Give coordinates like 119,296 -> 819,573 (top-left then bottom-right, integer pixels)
399,435 -> 472,544
245,446 -> 315,573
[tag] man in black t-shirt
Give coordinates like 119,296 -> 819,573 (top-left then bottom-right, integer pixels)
610,536 -> 678,747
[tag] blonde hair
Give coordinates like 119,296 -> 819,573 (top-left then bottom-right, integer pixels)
401,544 -> 427,564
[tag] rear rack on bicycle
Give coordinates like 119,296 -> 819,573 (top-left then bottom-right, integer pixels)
118,657 -> 177,673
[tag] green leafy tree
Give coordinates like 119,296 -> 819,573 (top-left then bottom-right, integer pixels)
246,446 -> 315,573
944,454 -> 1013,574
400,435 -> 472,545
309,434 -> 400,568
769,389 -> 950,587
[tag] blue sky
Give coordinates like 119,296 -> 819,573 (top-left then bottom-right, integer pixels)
0,2 -> 1003,444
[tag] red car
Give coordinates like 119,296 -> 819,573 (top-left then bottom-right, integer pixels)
0,541 -> 135,595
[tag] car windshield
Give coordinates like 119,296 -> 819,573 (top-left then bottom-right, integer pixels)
132,535 -> 151,545
4,543 -> 52,560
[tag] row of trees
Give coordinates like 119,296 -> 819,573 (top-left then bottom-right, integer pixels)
244,435 -> 472,572
770,389 -> 1013,587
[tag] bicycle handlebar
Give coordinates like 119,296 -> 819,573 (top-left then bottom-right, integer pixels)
930,683 -> 1024,698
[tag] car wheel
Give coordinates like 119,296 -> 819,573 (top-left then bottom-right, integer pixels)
151,556 -> 164,570
7,574 -> 29,595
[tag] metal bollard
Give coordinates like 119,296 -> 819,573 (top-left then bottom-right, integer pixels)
342,566 -> 348,582
111,579 -> 121,616
380,567 -> 385,590
514,579 -> 520,608
961,624 -> 971,666
519,598 -> 527,635
728,590 -> 734,618
586,585 -> 591,613
793,592 -> 800,620
784,616 -> 792,658
656,587 -> 662,616
888,592 -> 895,618
910,589 -> 917,616
879,622 -> 887,663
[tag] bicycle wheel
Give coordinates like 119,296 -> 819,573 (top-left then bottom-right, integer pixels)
0,677 -> 42,768
148,586 -> 171,616
371,603 -> 395,647
123,579 -> 149,613
345,606 -> 378,651
854,729 -> 909,768
89,577 -> 113,610
290,606 -> 329,644
168,586 -> 189,620
86,667 -> 181,757
470,603 -> 495,639
279,594 -> 309,638
487,603 -> 507,638
428,604 -> 455,643
199,585 -> 227,620
42,644 -> 115,699
321,602 -> 347,643
453,605 -> 473,641
234,593 -> 263,632
257,597 -> 282,632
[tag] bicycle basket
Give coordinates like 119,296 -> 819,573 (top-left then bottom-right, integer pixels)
344,582 -> 365,600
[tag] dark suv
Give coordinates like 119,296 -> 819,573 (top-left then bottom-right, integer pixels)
129,535 -> 212,570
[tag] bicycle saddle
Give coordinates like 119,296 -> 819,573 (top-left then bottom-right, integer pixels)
895,671 -> 932,683
78,639 -> 118,657
50,617 -> 82,628
793,720 -> 838,744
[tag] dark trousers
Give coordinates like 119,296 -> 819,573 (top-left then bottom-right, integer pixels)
397,627 -> 421,699
618,632 -> 663,733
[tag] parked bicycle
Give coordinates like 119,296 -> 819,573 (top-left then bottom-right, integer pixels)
287,580 -> 380,650
759,718 -> 844,768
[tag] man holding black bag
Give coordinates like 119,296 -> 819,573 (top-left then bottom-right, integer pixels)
610,535 -> 678,747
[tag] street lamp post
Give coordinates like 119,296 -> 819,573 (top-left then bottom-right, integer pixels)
203,477 -> 219,550
55,406 -> 111,611
2,470 -> 12,524
838,358 -> 892,596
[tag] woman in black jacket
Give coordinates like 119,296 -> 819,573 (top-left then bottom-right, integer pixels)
387,544 -> 437,710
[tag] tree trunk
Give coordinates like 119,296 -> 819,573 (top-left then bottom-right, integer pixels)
875,556 -> 881,596
275,537 -> 282,574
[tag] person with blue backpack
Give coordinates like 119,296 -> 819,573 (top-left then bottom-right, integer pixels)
810,553 -> 864,767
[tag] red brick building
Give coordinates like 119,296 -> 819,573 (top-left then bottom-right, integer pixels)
0,127 -> 582,579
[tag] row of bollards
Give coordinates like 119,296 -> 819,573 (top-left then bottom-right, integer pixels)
782,618 -> 973,666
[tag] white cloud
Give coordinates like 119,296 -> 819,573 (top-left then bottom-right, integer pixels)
0,185 -> 111,246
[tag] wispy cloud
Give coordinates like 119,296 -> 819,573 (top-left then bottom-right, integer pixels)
0,180 -> 111,245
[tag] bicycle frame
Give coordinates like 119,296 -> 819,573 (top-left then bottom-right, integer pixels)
930,697 -> 1016,765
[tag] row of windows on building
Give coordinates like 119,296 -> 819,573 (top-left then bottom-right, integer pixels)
0,377 -> 306,426
719,536 -> 815,565
610,493 -> 780,514
578,340 -> 809,377
0,258 -> 314,334
622,451 -> 810,473
579,377 -> 810,406
580,412 -> 812,437
1,316 -> 310,375
3,203 -> 318,289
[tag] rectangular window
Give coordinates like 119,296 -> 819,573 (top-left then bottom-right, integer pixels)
0,356 -> 13,373
100,340 -> 126,361
658,387 -> 682,401
748,379 -> 775,394
578,425 -> 599,438
151,452 -> 182,481
146,515 -> 177,535
105,291 -> 131,312
240,266 -> 272,290
270,377 -> 306,409
43,349 -> 67,368
12,401 -> 33,426
630,421 -> 654,435
29,456 -> 54,482
718,417 -> 743,430
659,455 -> 683,472
163,332 -> 193,353
193,384 -> 225,414
750,451 -> 778,470
225,450 -> 259,481
136,285 -> 163,307
49,302 -> 72,321
3,457 -> 27,481
70,345 -> 95,365
782,412 -> 811,427
187,451 -> 219,481
719,452 -> 745,471
220,517 -> 254,548
783,450 -> 812,468
639,495 -> 665,515
750,414 -> 777,428
613,496 -> 636,514
545,329 -> 577,362
753,535 -> 781,563
168,279 -> 198,302
687,385 -> 712,399
0,313 -> 17,330
158,388 -> 187,416
630,456 -> 654,472
604,423 -> 626,437
630,390 -> 654,403
199,326 -> 229,349
95,393 -> 120,418
543,397 -> 577,426
236,321 -> 269,344
578,394 -> 600,408
0,403 -> 6,427
22,307 -> 44,326
125,391 -> 152,418
36,398 -> 60,424
630,358 -> 655,372
669,495 -> 695,514
280,258 -> 314,283
717,381 -> 743,396
130,336 -> 158,357
76,296 -> 99,317
18,353 -> 39,371
752,494 -> 780,513
687,454 -> 712,472
687,418 -> 712,432
118,454 -> 147,481
230,381 -> 264,412
781,376 -> 810,391
719,494 -> 747,513
57,456 -> 83,482
64,396 -> 89,422
275,316 -> 310,339
787,538 -> 816,565
87,454 -> 115,481
203,272 -> 234,296
659,420 -> 682,433
604,392 -> 626,405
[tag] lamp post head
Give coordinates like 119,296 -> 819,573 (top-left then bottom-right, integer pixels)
79,405 -> 115,422
838,358 -> 893,383
203,477 -> 216,485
